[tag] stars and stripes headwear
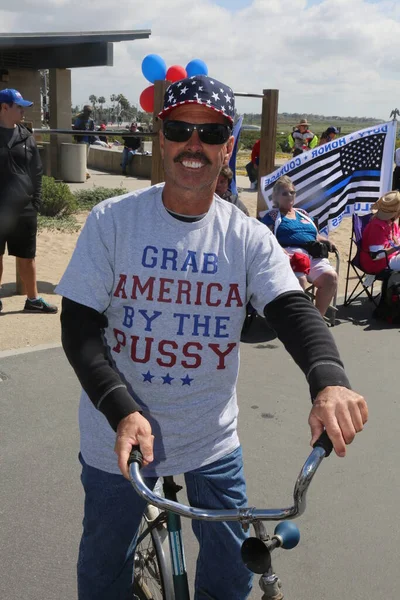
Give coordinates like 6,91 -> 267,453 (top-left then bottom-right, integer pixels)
158,75 -> 235,124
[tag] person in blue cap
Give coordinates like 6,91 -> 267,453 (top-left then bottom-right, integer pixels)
0,88 -> 57,314
319,125 -> 339,146
57,75 -> 367,600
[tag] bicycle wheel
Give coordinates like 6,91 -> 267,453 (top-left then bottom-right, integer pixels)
133,504 -> 174,600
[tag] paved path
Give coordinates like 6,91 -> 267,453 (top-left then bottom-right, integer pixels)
1,311 -> 399,599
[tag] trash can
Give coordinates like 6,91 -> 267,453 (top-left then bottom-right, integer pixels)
60,142 -> 87,183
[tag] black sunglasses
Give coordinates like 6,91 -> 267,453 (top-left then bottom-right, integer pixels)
281,190 -> 296,196
163,120 -> 232,145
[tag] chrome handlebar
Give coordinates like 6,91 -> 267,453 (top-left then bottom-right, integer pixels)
129,433 -> 332,524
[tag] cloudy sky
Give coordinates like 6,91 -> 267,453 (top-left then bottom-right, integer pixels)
1,0 -> 399,119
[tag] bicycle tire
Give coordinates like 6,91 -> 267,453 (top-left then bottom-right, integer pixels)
133,504 -> 175,600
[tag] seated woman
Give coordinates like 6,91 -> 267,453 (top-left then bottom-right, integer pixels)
261,175 -> 337,317
360,191 -> 400,274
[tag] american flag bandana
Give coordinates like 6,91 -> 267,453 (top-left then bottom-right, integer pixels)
158,75 -> 235,124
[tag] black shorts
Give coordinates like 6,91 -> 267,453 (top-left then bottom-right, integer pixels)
0,214 -> 37,259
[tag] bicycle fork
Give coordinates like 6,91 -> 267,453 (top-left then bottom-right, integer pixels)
163,477 -> 191,600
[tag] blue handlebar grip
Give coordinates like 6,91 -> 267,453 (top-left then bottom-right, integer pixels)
312,431 -> 333,457
128,445 -> 144,468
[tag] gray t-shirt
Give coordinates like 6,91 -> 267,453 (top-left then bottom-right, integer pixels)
56,184 -> 301,476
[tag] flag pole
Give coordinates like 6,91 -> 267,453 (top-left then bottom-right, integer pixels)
385,113 -> 398,194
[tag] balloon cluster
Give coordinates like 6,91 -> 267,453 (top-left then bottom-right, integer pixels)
139,55 -> 209,113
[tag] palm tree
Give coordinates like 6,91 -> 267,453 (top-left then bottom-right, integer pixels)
110,95 -> 117,124
88,95 -> 98,121
98,96 -> 106,122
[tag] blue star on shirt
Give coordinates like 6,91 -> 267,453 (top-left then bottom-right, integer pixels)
162,373 -> 174,385
142,370 -> 155,383
181,374 -> 194,386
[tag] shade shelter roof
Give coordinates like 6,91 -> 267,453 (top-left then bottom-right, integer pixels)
0,30 -> 151,69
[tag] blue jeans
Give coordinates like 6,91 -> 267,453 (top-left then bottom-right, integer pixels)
77,447 -> 253,600
121,147 -> 136,170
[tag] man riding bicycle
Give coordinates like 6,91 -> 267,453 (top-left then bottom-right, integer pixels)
57,75 -> 368,600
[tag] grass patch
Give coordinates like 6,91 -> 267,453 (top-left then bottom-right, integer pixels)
37,186 -> 129,233
37,215 -> 81,233
40,176 -> 77,217
74,186 -> 129,210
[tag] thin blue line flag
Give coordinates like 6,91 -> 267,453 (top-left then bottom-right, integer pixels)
260,121 -> 397,234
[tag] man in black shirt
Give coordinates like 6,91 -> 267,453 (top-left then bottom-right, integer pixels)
0,88 -> 57,314
121,122 -> 141,175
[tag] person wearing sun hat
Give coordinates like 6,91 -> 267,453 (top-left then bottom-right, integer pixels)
0,88 -> 57,314
288,117 -> 318,154
56,74 -> 367,599
361,190 -> 400,274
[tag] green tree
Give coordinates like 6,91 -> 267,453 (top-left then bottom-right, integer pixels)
88,95 -> 98,121
117,94 -> 131,122
110,95 -> 117,123
98,96 -> 106,122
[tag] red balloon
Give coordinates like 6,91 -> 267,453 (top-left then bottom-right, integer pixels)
139,85 -> 155,113
166,65 -> 187,83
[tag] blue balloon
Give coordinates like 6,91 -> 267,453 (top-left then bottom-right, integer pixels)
142,54 -> 167,83
186,59 -> 208,77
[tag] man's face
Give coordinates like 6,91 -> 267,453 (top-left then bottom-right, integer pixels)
0,102 -> 25,125
299,124 -> 307,133
159,104 -> 234,194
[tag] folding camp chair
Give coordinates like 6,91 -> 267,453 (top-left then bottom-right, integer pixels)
303,216 -> 340,327
344,213 -> 391,307
305,248 -> 340,327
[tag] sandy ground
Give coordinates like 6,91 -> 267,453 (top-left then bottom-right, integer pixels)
0,172 -> 354,352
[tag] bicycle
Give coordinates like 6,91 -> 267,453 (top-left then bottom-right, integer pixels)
129,432 -> 333,600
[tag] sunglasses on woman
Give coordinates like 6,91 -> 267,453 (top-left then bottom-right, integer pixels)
163,120 -> 232,145
281,190 -> 296,196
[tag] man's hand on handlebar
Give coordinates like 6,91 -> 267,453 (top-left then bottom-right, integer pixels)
115,412 -> 154,479
309,386 -> 368,457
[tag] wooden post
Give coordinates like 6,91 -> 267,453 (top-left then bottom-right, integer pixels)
257,89 -> 279,216
151,80 -> 170,185
49,68 -> 72,179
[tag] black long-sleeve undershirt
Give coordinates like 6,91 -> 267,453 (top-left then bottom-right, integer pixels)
61,291 -> 350,432
61,298 -> 142,431
263,292 -> 350,398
